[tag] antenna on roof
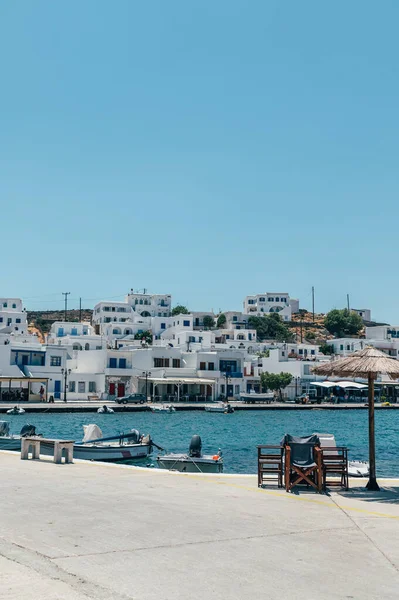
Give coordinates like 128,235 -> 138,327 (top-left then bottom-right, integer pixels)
312,286 -> 315,323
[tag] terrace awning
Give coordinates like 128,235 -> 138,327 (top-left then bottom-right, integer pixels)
310,380 -> 367,390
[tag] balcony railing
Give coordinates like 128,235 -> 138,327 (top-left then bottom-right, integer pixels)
227,371 -> 243,378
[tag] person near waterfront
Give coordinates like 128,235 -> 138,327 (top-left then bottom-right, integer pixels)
39,385 -> 45,402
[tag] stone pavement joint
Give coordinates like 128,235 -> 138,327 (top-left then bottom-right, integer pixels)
0,537 -> 134,600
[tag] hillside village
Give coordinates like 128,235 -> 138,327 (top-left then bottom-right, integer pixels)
0,289 -> 395,403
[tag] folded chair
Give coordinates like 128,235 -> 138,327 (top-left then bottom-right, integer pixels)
283,434 -> 323,493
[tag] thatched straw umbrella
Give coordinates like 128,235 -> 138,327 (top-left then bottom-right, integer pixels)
312,346 -> 399,491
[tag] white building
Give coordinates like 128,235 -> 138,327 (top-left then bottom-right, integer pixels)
92,301 -> 134,334
126,290 -> 171,318
0,298 -> 28,335
243,293 -> 294,321
353,308 -> 372,322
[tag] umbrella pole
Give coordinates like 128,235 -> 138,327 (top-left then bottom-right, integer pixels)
366,374 -> 380,491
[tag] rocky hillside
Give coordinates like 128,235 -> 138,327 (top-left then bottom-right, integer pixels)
27,309 -> 93,343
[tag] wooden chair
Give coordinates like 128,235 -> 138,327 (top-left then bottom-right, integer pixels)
317,433 -> 349,490
284,434 -> 323,493
321,446 -> 349,490
257,445 -> 283,487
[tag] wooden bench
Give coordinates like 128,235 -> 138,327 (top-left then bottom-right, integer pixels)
21,437 -> 75,464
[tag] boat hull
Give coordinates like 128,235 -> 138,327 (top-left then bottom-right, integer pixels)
39,441 -> 152,462
0,437 -> 21,451
240,393 -> 274,403
157,454 -> 223,473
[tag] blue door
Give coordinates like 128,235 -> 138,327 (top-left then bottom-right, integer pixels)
58,328 -> 64,337
54,380 -> 61,399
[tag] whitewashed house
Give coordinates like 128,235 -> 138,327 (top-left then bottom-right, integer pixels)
243,293 -> 293,321
126,290 -> 172,317
0,298 -> 28,335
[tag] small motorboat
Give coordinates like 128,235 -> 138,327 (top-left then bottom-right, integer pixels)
58,424 -> 156,462
316,433 -> 370,478
240,391 -> 274,404
348,460 -> 370,478
156,435 -> 223,474
150,405 -> 176,413
6,406 -> 26,415
97,405 -> 115,414
205,402 -> 234,414
0,422 -> 39,451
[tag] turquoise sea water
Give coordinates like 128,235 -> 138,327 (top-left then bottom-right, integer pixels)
9,410 -> 399,476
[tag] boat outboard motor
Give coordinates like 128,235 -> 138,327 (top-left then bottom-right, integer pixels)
20,424 -> 36,438
189,435 -> 202,458
0,421 -> 10,437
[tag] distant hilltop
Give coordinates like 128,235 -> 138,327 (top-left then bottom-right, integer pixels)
28,309 -> 93,343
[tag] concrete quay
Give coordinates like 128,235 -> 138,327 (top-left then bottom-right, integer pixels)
1,452 -> 399,599
1,400 -> 398,413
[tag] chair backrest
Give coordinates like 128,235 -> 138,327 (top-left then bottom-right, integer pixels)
283,434 -> 320,467
317,433 -> 337,458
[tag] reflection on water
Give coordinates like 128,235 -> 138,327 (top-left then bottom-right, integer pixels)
8,409 -> 399,475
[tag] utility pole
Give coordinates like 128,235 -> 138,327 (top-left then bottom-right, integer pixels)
312,286 -> 315,323
62,292 -> 70,322
347,294 -> 350,311
79,297 -> 82,322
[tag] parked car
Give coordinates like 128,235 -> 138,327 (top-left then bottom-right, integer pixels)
114,393 -> 147,404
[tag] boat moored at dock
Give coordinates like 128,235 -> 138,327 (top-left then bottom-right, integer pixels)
157,435 -> 223,473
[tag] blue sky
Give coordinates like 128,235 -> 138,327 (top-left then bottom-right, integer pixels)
1,1 -> 398,322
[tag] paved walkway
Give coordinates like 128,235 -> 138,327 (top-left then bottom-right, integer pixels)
0,452 -> 398,599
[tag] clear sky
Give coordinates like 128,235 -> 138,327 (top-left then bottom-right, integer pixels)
1,1 -> 398,322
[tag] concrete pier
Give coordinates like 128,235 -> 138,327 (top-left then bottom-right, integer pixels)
1,451 -> 399,599
1,400 -> 398,413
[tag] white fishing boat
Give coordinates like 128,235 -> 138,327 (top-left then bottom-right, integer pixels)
38,425 -> 154,462
204,402 -> 234,413
240,391 -> 274,403
157,435 -> 223,474
150,405 -> 176,413
71,425 -> 154,461
0,422 -> 38,451
97,405 -> 115,414
316,433 -> 370,478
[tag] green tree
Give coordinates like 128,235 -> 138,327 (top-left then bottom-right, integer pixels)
324,309 -> 363,338
216,313 -> 226,328
134,330 -> 153,344
248,313 -> 294,342
171,305 -> 189,316
260,371 -> 293,400
203,315 -> 215,329
319,343 -> 334,355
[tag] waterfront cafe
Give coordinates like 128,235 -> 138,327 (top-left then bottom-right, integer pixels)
310,379 -> 399,403
0,376 -> 49,402
309,380 -> 369,402
138,376 -> 217,402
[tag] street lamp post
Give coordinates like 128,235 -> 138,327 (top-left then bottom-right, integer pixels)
61,368 -> 71,403
176,380 -> 183,403
224,372 -> 230,400
142,371 -> 151,401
